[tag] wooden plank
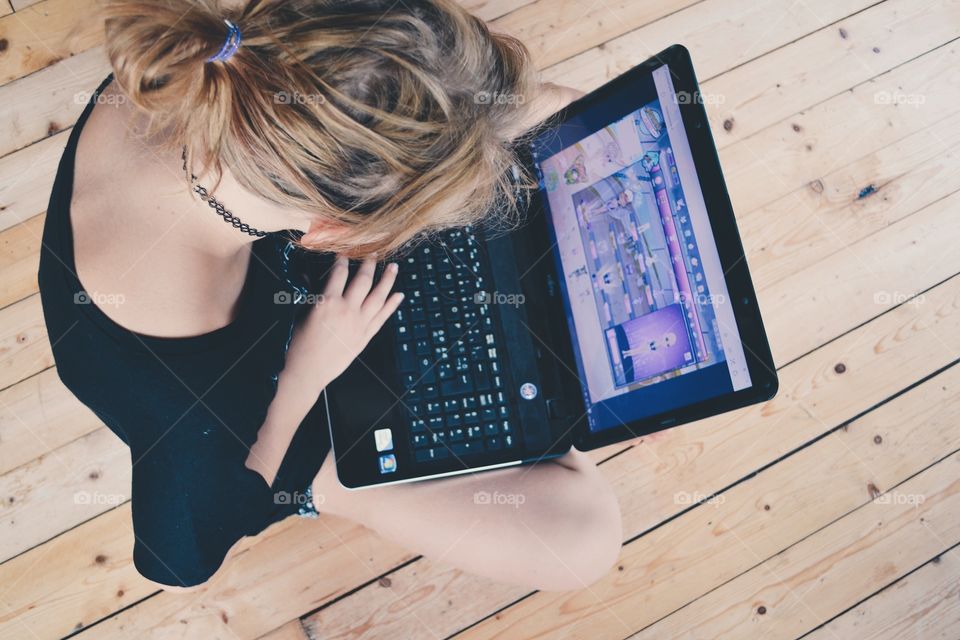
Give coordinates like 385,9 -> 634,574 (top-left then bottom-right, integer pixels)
0,506 -> 156,639
540,0 -> 876,92
0,46 -> 110,157
0,212 -> 42,309
73,516 -> 417,640
461,0 -> 539,22
491,0 -> 699,69
738,111 -> 960,290
0,0 -> 102,85
540,0 -> 960,149
20,274 -> 952,638
0,503 -> 325,639
0,130 -> 67,235
0,426 -> 129,562
763,187 -> 960,365
0,295 -> 51,392
705,0 -> 960,146
303,563 -> 530,640
0,367 -> 103,476
720,42 -> 960,215
634,451 -> 960,639
305,278 -> 960,638
11,0 -> 43,11
0,1 -> 10,18
258,620 -> 311,640
805,551 -> 960,640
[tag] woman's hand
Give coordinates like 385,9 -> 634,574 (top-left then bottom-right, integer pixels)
287,257 -> 404,395
246,257 -> 402,486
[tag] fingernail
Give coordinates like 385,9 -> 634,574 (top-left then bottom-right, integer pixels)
397,292 -> 405,301
388,262 -> 399,272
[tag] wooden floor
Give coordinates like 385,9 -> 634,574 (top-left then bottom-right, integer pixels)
2,0 -> 960,638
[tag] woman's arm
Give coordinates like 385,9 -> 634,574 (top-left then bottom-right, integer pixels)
244,257 -> 403,485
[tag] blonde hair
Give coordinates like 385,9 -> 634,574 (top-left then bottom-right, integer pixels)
103,0 -> 538,257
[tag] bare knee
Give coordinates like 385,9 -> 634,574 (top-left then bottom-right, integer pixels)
522,464 -> 623,591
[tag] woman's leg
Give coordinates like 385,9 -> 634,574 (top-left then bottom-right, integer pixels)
312,449 -> 622,591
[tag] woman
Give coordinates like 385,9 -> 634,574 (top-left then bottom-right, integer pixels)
38,0 -> 622,592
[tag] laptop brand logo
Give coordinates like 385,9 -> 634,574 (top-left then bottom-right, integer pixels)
520,383 -> 538,400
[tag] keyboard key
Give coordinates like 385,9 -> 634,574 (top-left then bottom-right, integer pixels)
397,343 -> 416,372
412,433 -> 430,447
415,447 -> 448,462
448,440 -> 483,456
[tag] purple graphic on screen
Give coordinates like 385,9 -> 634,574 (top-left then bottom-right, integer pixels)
605,303 -> 694,385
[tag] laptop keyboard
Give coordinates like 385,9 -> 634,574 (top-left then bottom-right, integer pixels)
392,227 -> 518,462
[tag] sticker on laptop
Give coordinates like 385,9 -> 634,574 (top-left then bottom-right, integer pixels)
374,428 -> 393,452
378,454 -> 397,474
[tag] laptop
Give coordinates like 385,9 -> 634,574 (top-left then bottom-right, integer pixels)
324,45 -> 779,488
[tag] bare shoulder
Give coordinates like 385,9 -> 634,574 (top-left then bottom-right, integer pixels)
68,86 -> 236,338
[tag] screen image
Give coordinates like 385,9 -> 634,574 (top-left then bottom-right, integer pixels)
532,64 -> 751,432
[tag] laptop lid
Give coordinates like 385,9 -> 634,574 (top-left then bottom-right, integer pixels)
517,45 -> 778,452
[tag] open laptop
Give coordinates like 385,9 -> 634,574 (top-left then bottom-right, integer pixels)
324,45 -> 778,488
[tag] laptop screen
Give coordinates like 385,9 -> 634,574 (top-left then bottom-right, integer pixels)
530,63 -> 752,433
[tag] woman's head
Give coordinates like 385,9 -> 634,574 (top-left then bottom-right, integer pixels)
104,0 -> 538,257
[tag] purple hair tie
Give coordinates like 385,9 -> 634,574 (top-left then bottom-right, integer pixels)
208,19 -> 241,63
